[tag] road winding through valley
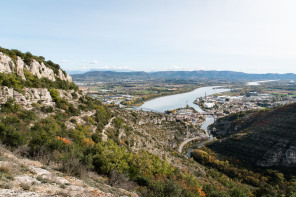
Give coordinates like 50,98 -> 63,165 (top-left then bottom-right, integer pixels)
178,115 -> 215,154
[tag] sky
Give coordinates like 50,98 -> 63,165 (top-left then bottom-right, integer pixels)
1,0 -> 296,74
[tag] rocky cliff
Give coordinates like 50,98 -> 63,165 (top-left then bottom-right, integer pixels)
0,86 -> 80,107
0,52 -> 72,82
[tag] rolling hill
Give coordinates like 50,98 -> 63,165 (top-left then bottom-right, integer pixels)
71,70 -> 296,82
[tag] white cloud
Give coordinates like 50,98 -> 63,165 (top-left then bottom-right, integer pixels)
90,60 -> 99,64
61,60 -> 69,63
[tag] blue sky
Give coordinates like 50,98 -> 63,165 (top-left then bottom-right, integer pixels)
1,0 -> 296,73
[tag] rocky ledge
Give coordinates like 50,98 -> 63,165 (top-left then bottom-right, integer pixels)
0,52 -> 72,82
0,86 -> 80,107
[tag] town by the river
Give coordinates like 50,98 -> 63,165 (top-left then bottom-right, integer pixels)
138,86 -> 230,154
136,81 -> 296,155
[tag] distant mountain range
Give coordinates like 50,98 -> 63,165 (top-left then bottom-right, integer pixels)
66,69 -> 135,75
71,70 -> 296,82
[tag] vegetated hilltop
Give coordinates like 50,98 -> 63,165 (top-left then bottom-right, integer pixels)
208,102 -> 296,170
71,70 -> 296,82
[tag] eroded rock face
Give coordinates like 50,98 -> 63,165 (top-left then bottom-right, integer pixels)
0,52 -> 15,73
0,86 -> 54,106
282,146 -> 296,167
0,52 -> 72,82
24,88 -> 53,104
16,56 -> 26,80
24,60 -> 56,81
256,147 -> 285,167
59,89 -> 75,100
255,141 -> 296,168
0,86 -> 14,104
58,69 -> 72,82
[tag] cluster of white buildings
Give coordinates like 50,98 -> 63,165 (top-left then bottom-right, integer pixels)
197,92 -> 296,118
168,108 -> 204,126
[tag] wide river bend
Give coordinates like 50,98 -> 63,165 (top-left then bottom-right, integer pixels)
137,86 -> 231,155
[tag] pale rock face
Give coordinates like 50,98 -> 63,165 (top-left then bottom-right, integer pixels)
28,166 -> 51,176
256,141 -> 296,167
40,62 -> 56,81
0,52 -> 72,82
256,148 -> 284,167
66,73 -> 72,82
25,60 -> 56,81
0,86 -> 15,104
24,88 -> 53,104
0,86 -> 54,106
282,146 -> 296,167
58,69 -> 72,82
0,52 -> 14,73
15,175 -> 41,185
59,89 -> 73,100
59,89 -> 81,101
13,91 -> 28,105
16,56 -> 26,80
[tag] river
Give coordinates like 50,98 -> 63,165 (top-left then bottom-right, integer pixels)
247,80 -> 277,86
185,115 -> 215,157
137,85 -> 230,156
137,81 -> 273,157
138,86 -> 230,113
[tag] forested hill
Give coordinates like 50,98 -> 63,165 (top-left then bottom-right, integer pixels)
72,70 -> 296,82
208,102 -> 296,171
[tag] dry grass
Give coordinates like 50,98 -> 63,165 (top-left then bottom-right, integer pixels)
20,182 -> 31,190
0,162 -> 11,174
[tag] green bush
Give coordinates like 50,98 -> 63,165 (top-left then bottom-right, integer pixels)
18,110 -> 37,121
71,92 -> 78,99
41,106 -> 54,113
49,88 -> 61,102
0,125 -> 25,148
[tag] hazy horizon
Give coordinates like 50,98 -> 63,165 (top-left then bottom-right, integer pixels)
1,0 -> 296,74
67,68 -> 296,75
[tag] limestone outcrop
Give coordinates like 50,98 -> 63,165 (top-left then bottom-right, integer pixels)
256,144 -> 296,167
0,86 -> 53,106
24,59 -> 56,81
282,146 -> 296,166
0,52 -> 72,82
0,86 -> 83,108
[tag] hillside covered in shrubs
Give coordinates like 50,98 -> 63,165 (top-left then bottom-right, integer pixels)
209,103 -> 296,170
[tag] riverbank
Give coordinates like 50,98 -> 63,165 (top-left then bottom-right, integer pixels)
247,80 -> 278,86
125,86 -> 199,107
179,115 -> 215,155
